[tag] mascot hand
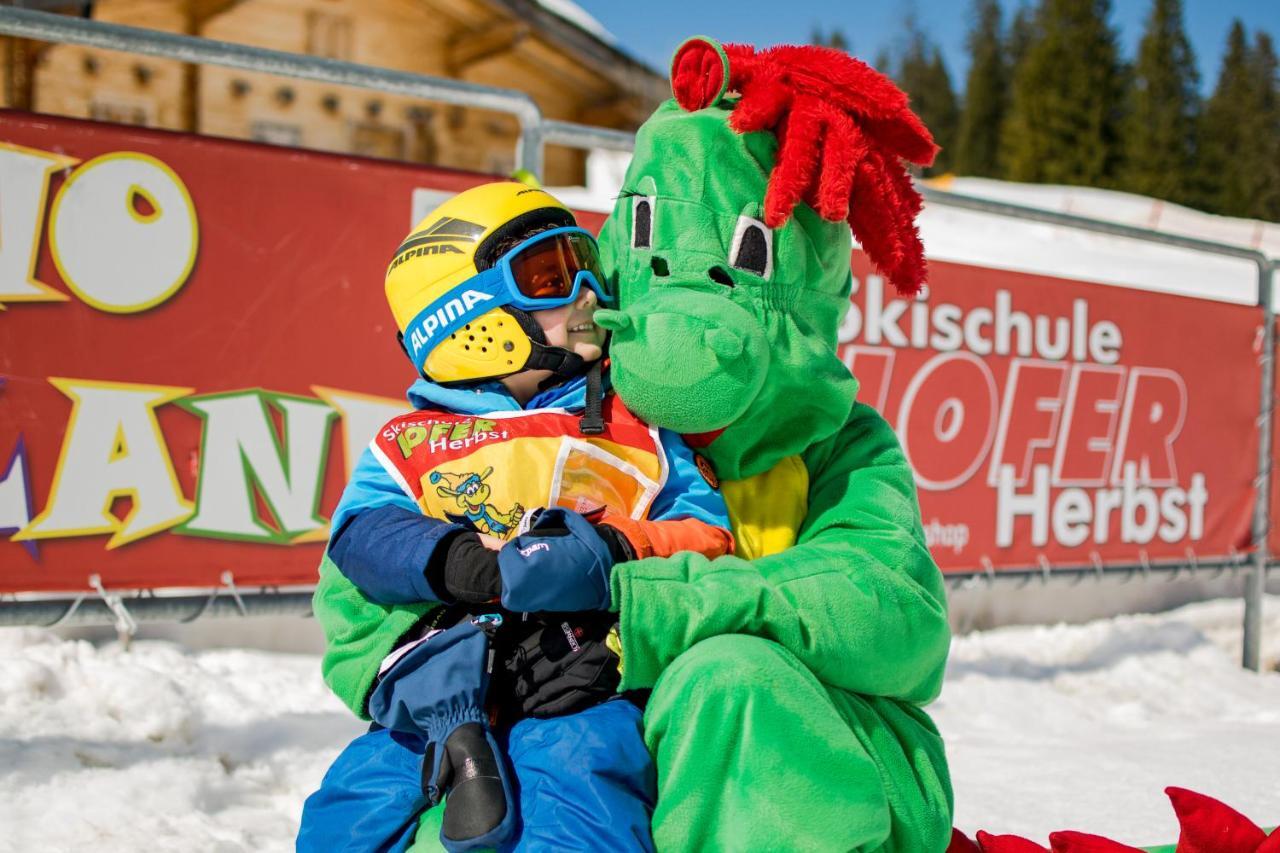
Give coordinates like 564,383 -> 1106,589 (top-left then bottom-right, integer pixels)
497,508 -> 615,612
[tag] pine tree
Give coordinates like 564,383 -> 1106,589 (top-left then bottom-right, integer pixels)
1005,2 -> 1036,75
954,0 -> 1006,177
896,23 -> 960,175
998,2 -> 1037,177
1118,0 -> 1200,204
1200,22 -> 1258,216
1250,32 -> 1280,221
1000,0 -> 1126,186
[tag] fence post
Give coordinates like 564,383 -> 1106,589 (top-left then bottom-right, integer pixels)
1245,260 -> 1276,672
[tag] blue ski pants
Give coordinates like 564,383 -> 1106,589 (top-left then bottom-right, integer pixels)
298,698 -> 655,852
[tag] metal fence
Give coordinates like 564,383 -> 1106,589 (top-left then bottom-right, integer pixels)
0,7 -> 1275,669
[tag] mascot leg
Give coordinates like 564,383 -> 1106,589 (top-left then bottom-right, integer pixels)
826,691 -> 953,853
644,635 -> 951,853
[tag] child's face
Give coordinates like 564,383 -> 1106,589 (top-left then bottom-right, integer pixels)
532,284 -> 606,363
500,284 -> 605,404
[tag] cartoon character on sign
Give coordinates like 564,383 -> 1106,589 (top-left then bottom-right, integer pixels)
428,468 -> 523,537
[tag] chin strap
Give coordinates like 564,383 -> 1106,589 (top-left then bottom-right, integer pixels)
522,342 -> 604,434
578,360 -> 605,435
527,342 -> 588,384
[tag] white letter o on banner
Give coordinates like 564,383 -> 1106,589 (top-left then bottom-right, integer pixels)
50,152 -> 198,313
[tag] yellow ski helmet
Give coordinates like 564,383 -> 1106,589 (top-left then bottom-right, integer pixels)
386,182 -> 606,385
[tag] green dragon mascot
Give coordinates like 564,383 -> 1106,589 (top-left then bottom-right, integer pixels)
307,36 -> 952,853
591,38 -> 953,851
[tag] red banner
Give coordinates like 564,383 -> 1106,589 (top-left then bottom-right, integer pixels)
0,112 -> 604,594
0,111 -> 1264,593
843,255 -> 1261,572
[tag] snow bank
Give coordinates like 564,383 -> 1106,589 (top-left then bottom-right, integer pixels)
936,595 -> 1280,846
1,597 -> 1276,850
0,629 -> 362,852
939,177 -> 1280,261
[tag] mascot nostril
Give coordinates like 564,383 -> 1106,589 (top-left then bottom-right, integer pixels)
651,257 -> 670,277
708,267 -> 734,287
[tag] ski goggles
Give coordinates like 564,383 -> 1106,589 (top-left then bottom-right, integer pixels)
402,227 -> 611,368
479,226 -> 611,310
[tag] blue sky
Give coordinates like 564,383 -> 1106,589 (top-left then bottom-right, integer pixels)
575,0 -> 1280,95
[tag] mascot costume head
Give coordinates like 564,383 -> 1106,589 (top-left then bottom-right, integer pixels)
597,36 -> 937,480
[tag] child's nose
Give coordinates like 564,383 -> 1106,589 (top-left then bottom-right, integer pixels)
576,287 -> 598,310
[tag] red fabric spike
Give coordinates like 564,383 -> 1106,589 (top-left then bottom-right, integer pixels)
667,37 -> 938,296
1167,787 -> 1267,853
762,107 -> 824,225
1049,830 -> 1147,852
847,148 -> 929,293
948,828 -> 983,853
975,831 -> 1051,853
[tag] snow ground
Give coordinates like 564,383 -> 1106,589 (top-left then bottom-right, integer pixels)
935,595 -> 1280,847
1,597 -> 1277,851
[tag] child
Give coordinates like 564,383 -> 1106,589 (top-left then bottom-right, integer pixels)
299,182 -> 733,852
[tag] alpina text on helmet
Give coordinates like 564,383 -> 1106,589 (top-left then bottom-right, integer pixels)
408,289 -> 495,355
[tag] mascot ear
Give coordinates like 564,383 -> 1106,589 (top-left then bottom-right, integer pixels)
670,36 -> 733,110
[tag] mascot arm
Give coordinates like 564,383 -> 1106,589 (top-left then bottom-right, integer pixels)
611,402 -> 949,705
313,554 -> 437,719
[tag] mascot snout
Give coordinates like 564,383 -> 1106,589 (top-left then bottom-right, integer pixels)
596,290 -> 769,434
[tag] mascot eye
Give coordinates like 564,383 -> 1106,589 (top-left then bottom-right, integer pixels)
632,196 -> 654,249
729,215 -> 772,278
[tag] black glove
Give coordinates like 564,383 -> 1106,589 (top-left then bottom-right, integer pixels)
499,613 -> 621,718
426,531 -> 501,605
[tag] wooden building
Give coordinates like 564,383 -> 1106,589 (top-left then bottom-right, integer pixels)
1,0 -> 664,184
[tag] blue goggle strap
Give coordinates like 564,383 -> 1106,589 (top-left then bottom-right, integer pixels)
402,269 -> 510,369
402,227 -> 610,368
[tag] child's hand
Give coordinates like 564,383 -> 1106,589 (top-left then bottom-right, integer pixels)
478,534 -> 504,551
497,508 -> 616,612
